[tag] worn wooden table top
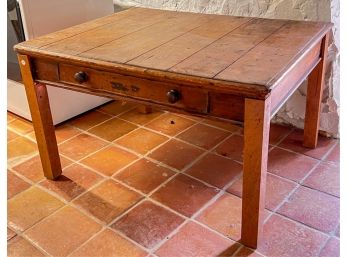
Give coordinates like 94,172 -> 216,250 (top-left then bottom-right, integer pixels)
15,7 -> 331,99
14,7 -> 333,249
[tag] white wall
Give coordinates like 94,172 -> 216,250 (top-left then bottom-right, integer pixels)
114,0 -> 340,137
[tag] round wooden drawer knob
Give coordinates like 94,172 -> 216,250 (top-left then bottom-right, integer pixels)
74,71 -> 88,83
167,89 -> 181,104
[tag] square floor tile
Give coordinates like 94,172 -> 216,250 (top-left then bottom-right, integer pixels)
156,222 -> 239,257
7,171 -> 30,199
145,113 -> 195,136
151,174 -> 218,217
258,214 -> 328,257
303,162 -> 339,197
59,133 -> 107,161
227,173 -> 297,211
185,153 -> 242,189
70,228 -> 147,257
177,113 -> 204,122
24,206 -> 101,257
7,130 -> 19,142
40,164 -> 103,201
203,119 -> 243,133
8,187 -> 64,232
213,135 -> 243,162
12,154 -> 71,183
7,227 -> 16,241
115,159 -> 175,194
112,201 -> 184,248
73,180 -> 142,223
335,224 -> 340,237
55,125 -> 81,143
148,139 -> 204,170
177,124 -> 230,150
267,147 -> 318,182
81,146 -> 138,176
325,143 -> 339,163
119,108 -> 164,125
7,118 -> 33,135
28,125 -> 82,144
88,117 -> 138,142
196,193 -> 242,241
319,237 -> 340,257
264,174 -> 298,211
7,112 -> 17,123
68,110 -> 111,131
279,129 -> 337,160
269,124 -> 293,145
234,247 -> 263,257
277,187 -> 340,233
98,101 -> 136,116
25,133 -> 42,144
8,236 -> 45,257
116,128 -> 168,154
8,137 -> 37,165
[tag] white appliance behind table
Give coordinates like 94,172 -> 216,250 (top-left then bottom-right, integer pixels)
8,0 -> 114,125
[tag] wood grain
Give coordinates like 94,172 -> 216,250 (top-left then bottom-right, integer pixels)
270,40 -> 321,115
208,93 -> 244,121
42,8 -> 177,55
137,105 -> 153,114
241,98 -> 270,248
17,55 -> 62,180
22,7 -> 145,49
303,33 -> 330,148
14,8 -> 332,96
79,12 -> 213,63
14,8 -> 333,249
128,16 -> 252,70
58,63 -> 209,113
215,21 -> 330,86
170,18 -> 286,78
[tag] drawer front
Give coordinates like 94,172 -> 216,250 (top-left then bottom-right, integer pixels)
59,64 -> 208,113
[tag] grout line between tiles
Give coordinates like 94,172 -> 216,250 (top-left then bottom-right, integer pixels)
265,141 -> 339,232
316,236 -> 332,257
298,140 -> 339,185
7,105 -> 340,256
231,245 -> 268,257
271,212 -> 331,238
63,107 -> 340,246
15,109 -> 202,254
70,114 -> 244,253
7,222 -> 53,257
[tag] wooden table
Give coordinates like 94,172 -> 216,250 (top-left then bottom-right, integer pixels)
15,7 -> 332,248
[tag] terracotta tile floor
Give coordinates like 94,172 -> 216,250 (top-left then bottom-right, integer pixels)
7,101 -> 340,257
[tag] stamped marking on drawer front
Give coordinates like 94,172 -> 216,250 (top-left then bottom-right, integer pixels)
110,82 -> 140,92
58,63 -> 208,113
111,82 -> 129,91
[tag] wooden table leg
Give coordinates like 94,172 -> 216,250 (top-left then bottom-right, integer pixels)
241,98 -> 270,248
303,34 -> 329,148
137,105 -> 153,114
18,54 -> 62,180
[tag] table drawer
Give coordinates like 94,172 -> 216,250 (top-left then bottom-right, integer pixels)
59,63 -> 208,113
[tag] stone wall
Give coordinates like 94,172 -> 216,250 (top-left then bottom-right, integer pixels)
114,0 -> 340,137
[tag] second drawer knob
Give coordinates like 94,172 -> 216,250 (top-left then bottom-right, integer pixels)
74,71 -> 88,83
167,89 -> 181,104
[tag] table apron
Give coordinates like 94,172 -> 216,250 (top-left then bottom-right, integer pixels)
32,58 -> 247,122
31,38 -> 321,124
270,40 -> 322,117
